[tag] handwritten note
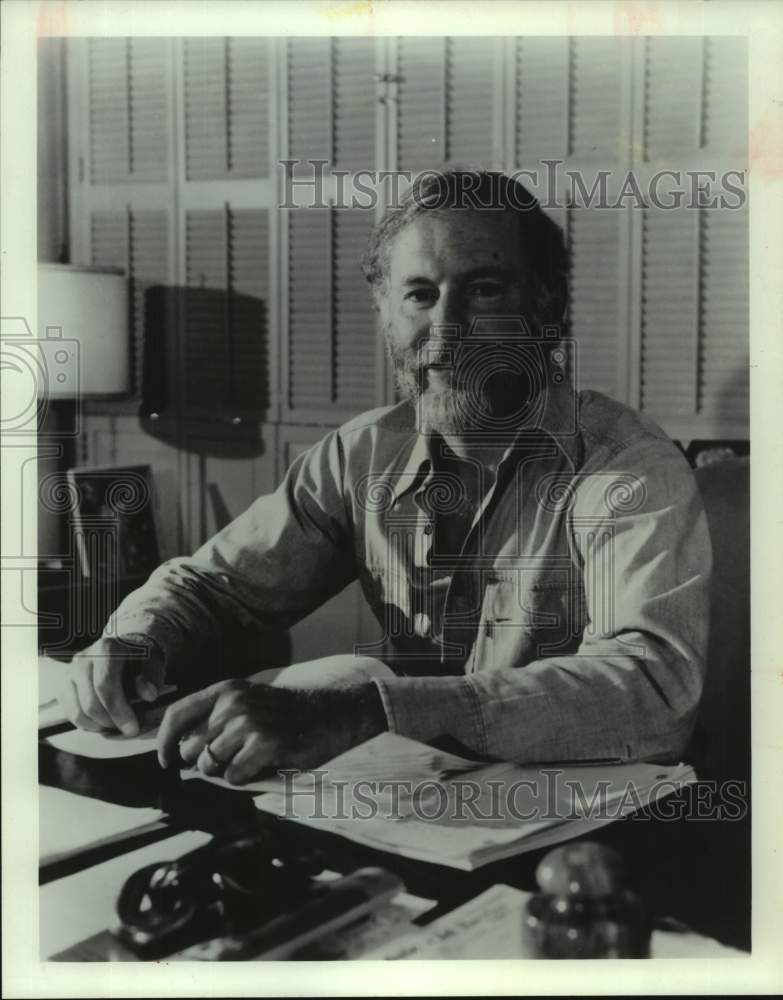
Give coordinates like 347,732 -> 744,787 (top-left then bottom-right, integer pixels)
364,885 -> 534,960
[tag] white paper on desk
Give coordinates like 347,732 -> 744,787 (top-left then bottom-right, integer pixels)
365,884 -> 534,960
46,724 -> 160,759
39,786 -> 164,866
41,829 -> 212,959
44,700 -> 170,759
255,752 -> 696,870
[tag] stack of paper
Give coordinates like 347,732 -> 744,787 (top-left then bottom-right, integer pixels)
254,733 -> 696,871
40,786 -> 165,867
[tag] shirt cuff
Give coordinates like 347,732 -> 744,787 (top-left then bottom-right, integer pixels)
105,613 -> 183,681
372,675 -> 486,754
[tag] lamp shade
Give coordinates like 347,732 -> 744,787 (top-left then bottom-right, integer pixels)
38,264 -> 130,397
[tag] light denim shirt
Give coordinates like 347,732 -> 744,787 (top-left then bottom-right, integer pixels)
110,384 -> 711,764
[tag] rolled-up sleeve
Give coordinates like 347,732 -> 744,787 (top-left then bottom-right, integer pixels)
106,430 -> 356,675
373,440 -> 712,764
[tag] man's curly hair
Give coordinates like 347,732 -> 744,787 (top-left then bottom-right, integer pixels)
361,168 -> 570,336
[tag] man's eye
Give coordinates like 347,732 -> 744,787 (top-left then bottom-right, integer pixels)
404,288 -> 437,306
469,282 -> 505,299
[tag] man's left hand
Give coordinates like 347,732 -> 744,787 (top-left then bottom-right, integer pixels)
156,678 -> 387,784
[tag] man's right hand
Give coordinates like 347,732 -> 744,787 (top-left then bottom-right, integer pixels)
56,636 -> 167,735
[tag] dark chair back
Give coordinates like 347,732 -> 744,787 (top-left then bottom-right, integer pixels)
688,457 -> 750,784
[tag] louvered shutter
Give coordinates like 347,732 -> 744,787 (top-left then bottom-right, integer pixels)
570,38 -> 623,159
90,209 -> 169,395
333,208 -> 376,408
128,39 -> 169,181
227,38 -> 270,176
638,34 -> 748,433
185,211 -> 227,415
287,38 -> 333,176
184,39 -> 227,180
229,210 -> 271,413
287,207 -> 376,416
287,37 -> 377,177
644,38 -> 704,160
397,37 -> 496,171
333,38 -> 375,172
641,203 -> 748,428
397,37 -> 446,171
699,202 -> 748,423
446,37 -> 495,165
640,208 -> 701,417
184,208 -> 270,418
89,40 -> 129,183
287,208 -> 332,411
703,37 -> 748,158
568,207 -> 623,399
88,38 -> 169,183
129,212 -> 169,394
643,36 -> 747,162
516,37 -> 569,165
184,38 -> 270,180
90,211 -> 127,271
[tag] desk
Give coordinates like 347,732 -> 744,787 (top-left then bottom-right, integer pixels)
38,734 -> 751,959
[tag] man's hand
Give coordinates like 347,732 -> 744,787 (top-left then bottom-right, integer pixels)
56,636 -> 167,735
157,678 -> 387,784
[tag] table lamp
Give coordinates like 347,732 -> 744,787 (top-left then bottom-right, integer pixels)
37,263 -> 130,397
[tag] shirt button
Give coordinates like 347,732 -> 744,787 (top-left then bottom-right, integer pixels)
414,613 -> 432,636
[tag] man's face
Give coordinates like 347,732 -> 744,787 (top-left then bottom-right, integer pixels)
377,209 -> 536,435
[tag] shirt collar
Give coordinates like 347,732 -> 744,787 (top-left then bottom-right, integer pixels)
392,428 -> 433,503
390,383 -> 582,504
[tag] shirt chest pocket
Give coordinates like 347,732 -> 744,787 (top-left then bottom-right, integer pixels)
480,577 -> 588,663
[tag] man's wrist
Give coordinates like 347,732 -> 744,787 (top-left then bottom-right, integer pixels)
114,632 -> 170,685
352,681 -> 388,743
311,682 -> 388,758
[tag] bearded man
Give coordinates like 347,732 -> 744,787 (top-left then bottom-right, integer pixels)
56,170 -> 711,785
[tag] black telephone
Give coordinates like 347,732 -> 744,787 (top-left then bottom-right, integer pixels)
114,830 -> 324,959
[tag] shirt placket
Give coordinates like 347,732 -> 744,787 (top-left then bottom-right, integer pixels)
439,447 -> 535,671
410,486 -> 435,639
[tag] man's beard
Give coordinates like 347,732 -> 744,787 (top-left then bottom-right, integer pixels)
384,324 -> 544,436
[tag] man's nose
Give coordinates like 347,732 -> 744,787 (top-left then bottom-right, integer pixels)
429,289 -> 465,336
